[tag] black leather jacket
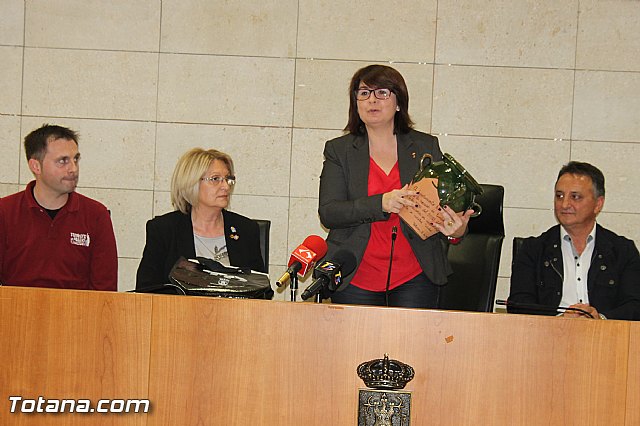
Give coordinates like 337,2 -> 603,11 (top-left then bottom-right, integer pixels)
509,224 -> 640,320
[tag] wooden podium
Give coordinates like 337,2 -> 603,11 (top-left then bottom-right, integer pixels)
1,286 -> 638,425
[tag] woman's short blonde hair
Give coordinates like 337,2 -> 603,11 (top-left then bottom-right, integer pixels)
170,148 -> 235,214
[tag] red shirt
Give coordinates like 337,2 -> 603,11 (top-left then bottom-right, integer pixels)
0,181 -> 118,291
350,159 -> 423,291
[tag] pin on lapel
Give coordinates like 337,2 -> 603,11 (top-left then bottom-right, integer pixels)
411,152 -> 416,159
230,226 -> 239,240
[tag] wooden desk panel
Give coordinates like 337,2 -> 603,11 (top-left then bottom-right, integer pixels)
1,286 -> 636,425
0,286 -> 152,426
627,323 -> 640,426
147,296 -> 631,425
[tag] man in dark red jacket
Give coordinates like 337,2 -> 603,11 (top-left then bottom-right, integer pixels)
0,124 -> 118,291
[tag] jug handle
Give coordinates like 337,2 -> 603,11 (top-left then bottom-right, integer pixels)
469,201 -> 482,218
419,153 -> 432,171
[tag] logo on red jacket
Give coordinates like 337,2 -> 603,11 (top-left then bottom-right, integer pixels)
70,232 -> 91,247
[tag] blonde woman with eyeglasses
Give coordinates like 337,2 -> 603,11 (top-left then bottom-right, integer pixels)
136,148 -> 266,290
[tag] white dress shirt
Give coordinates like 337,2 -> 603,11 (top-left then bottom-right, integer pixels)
559,224 -> 596,307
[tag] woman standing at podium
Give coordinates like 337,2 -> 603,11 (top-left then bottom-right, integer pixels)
136,148 -> 265,290
319,65 -> 472,308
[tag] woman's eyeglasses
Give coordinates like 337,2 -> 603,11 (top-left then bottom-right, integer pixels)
201,175 -> 236,186
355,88 -> 392,101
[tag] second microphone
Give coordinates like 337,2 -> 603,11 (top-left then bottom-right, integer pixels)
276,235 -> 328,287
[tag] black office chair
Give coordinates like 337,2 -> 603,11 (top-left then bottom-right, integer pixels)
512,236 -> 526,267
253,219 -> 271,274
439,184 -> 505,312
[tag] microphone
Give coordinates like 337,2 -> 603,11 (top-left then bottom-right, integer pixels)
300,250 -> 357,301
496,299 -> 594,319
276,235 -> 328,287
384,226 -> 398,307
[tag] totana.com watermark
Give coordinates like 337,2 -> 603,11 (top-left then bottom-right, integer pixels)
8,396 -> 150,414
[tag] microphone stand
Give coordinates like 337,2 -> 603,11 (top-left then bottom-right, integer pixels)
385,226 -> 398,307
290,274 -> 298,302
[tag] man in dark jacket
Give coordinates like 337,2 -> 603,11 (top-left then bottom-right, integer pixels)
509,161 -> 640,320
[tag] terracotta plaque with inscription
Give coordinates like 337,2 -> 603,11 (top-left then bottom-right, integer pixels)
398,177 -> 443,240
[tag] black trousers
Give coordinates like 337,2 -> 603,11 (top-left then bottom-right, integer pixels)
329,273 -> 441,309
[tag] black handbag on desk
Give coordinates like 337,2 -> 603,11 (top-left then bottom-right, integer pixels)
166,256 -> 273,299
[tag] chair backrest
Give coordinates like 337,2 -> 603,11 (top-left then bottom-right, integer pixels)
253,219 -> 271,273
439,184 -> 505,312
512,237 -> 525,264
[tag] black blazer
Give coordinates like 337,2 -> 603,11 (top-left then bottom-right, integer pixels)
318,129 -> 451,286
509,224 -> 640,320
136,210 -> 265,290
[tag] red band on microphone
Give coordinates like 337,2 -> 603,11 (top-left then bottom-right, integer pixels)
287,235 -> 328,277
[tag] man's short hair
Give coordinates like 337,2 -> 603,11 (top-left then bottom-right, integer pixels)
557,161 -> 605,198
24,124 -> 79,162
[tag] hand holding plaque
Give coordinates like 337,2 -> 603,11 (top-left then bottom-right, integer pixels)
398,178 -> 443,240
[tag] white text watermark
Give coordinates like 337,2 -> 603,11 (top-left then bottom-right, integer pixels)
8,396 -> 150,414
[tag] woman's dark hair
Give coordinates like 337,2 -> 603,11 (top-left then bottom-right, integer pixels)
344,64 -> 414,135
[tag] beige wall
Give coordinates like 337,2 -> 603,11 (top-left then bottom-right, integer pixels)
1,0 -> 639,304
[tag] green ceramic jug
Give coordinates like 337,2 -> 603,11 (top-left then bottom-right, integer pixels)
413,153 -> 483,217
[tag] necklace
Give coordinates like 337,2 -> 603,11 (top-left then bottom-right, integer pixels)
194,233 -> 228,262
